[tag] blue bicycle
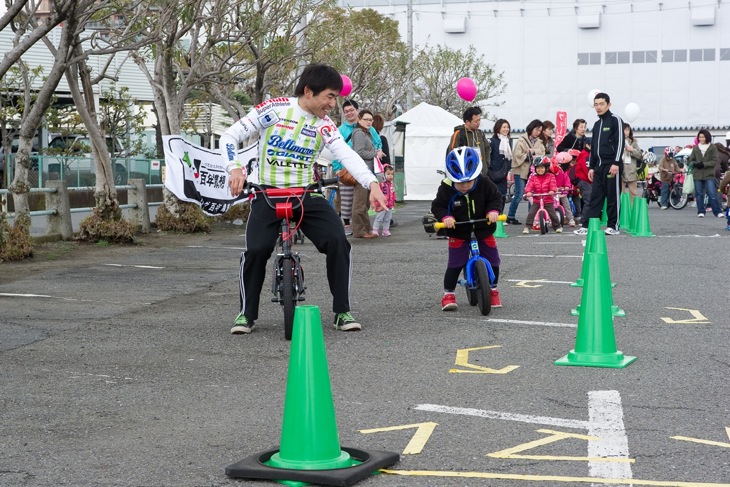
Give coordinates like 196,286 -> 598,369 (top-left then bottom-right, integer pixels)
423,216 -> 503,316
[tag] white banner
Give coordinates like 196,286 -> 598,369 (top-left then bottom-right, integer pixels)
163,135 -> 258,215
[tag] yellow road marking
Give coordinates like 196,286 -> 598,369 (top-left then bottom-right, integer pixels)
671,427 -> 730,448
358,422 -> 437,455
449,345 -> 519,374
380,469 -> 730,486
660,307 -> 710,324
512,279 -> 549,288
487,428 -> 634,463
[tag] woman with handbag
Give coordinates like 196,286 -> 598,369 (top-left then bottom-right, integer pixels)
489,119 -> 512,213
506,119 -> 545,225
351,109 -> 378,238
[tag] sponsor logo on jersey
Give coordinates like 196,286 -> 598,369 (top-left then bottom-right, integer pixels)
301,128 -> 317,138
258,111 -> 279,127
238,117 -> 254,131
267,135 -> 315,156
255,97 -> 290,113
226,143 -> 236,162
266,157 -> 308,169
275,123 -> 296,130
317,123 -> 339,143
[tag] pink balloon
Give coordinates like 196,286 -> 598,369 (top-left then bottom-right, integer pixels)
340,75 -> 352,97
456,77 -> 477,102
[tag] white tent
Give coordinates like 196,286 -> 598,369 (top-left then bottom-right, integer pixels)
385,102 -> 462,200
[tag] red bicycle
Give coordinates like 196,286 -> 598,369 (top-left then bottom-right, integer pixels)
243,178 -> 338,340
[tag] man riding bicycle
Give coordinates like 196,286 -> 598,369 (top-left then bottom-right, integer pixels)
222,63 -> 388,335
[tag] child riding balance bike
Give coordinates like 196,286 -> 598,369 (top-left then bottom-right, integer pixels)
523,156 -> 563,234
431,146 -> 505,312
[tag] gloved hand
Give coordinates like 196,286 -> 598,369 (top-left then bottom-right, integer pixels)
693,161 -> 705,169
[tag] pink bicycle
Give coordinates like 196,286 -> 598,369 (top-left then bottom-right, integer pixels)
526,192 -> 556,234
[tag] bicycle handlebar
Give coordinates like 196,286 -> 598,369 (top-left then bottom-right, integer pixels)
432,214 -> 507,230
243,178 -> 339,209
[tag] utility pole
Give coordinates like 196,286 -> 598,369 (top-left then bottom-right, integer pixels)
406,0 -> 413,110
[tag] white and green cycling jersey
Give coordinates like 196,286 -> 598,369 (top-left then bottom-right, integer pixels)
220,97 -> 376,189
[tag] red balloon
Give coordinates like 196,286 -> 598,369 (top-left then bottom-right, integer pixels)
456,78 -> 477,102
340,75 -> 352,97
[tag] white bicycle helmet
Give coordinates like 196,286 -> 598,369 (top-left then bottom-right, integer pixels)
643,151 -> 656,165
445,146 -> 482,183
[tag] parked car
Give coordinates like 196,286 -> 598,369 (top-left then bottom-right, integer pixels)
45,134 -> 129,185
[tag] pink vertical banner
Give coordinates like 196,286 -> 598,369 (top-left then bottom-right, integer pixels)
555,111 -> 568,148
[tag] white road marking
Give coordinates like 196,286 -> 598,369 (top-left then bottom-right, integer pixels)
103,264 -> 165,269
506,279 -> 576,284
186,245 -> 245,250
0,293 -> 150,305
501,253 -> 583,258
486,318 -> 576,328
588,391 -> 633,485
413,404 -> 589,429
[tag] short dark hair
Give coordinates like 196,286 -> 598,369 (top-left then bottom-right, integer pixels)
294,63 -> 342,97
356,109 -> 373,133
463,106 -> 482,123
594,92 -> 610,104
343,99 -> 359,110
526,119 -> 543,135
572,118 -> 586,130
372,114 -> 385,132
697,129 -> 712,143
492,119 -> 510,136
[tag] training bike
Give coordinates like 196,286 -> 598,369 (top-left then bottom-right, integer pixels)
525,193 -> 558,234
243,178 -> 338,340
423,215 -> 505,316
643,170 -> 687,209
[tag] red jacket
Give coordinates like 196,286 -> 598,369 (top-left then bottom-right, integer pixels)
524,172 -> 557,204
575,150 -> 591,183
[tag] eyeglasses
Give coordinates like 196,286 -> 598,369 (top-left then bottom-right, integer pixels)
361,118 -> 373,122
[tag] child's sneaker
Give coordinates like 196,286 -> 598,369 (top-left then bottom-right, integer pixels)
382,230 -> 391,237
344,225 -> 353,235
555,227 -> 563,233
573,227 -> 588,235
333,312 -> 362,331
231,313 -> 255,334
522,227 -> 529,234
371,229 -> 379,236
568,219 -> 576,227
490,289 -> 502,308
441,293 -> 457,311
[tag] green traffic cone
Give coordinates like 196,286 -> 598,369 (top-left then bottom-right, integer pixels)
571,218 -> 599,288
494,220 -> 509,238
631,197 -> 655,237
267,305 -> 355,472
570,221 -> 623,316
600,199 -> 608,226
619,192 -> 632,233
555,251 -> 636,368
630,196 -> 644,235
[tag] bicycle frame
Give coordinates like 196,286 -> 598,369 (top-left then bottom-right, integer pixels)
527,193 -> 553,233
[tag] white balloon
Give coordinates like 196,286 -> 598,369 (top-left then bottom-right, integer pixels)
587,89 -> 601,106
624,102 -> 640,123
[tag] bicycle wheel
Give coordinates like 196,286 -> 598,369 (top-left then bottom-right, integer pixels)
669,185 -> 688,209
282,259 -> 297,340
474,260 -> 492,316
539,212 -> 548,234
464,268 -> 478,306
556,206 -> 566,226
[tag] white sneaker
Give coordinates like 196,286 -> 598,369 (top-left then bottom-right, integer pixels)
604,227 -> 620,235
573,227 -> 588,235
555,227 -> 563,233
522,227 -> 529,234
718,213 -> 725,218
660,206 -> 668,210
698,213 -> 705,218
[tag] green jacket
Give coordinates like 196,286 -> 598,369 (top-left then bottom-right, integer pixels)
687,144 -> 718,181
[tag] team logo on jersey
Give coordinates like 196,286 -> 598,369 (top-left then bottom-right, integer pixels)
301,128 -> 317,138
254,97 -> 290,113
238,117 -> 254,131
318,123 -> 338,143
258,111 -> 280,127
275,123 -> 296,130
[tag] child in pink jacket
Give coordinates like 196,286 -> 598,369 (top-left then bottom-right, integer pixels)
372,165 -> 397,236
523,156 -> 562,234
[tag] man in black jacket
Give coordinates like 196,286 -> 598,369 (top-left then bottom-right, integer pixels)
447,106 -> 490,175
573,93 -> 625,236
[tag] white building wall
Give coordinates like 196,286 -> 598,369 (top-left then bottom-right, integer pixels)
341,0 -> 730,133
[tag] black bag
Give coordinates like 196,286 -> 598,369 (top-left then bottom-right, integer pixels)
488,159 -> 510,184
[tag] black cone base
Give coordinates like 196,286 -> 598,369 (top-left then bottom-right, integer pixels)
225,446 -> 400,486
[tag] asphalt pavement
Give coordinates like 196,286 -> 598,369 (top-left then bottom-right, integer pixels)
1,199 -> 729,487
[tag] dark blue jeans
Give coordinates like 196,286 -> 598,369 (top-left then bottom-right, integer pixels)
694,178 -> 721,216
